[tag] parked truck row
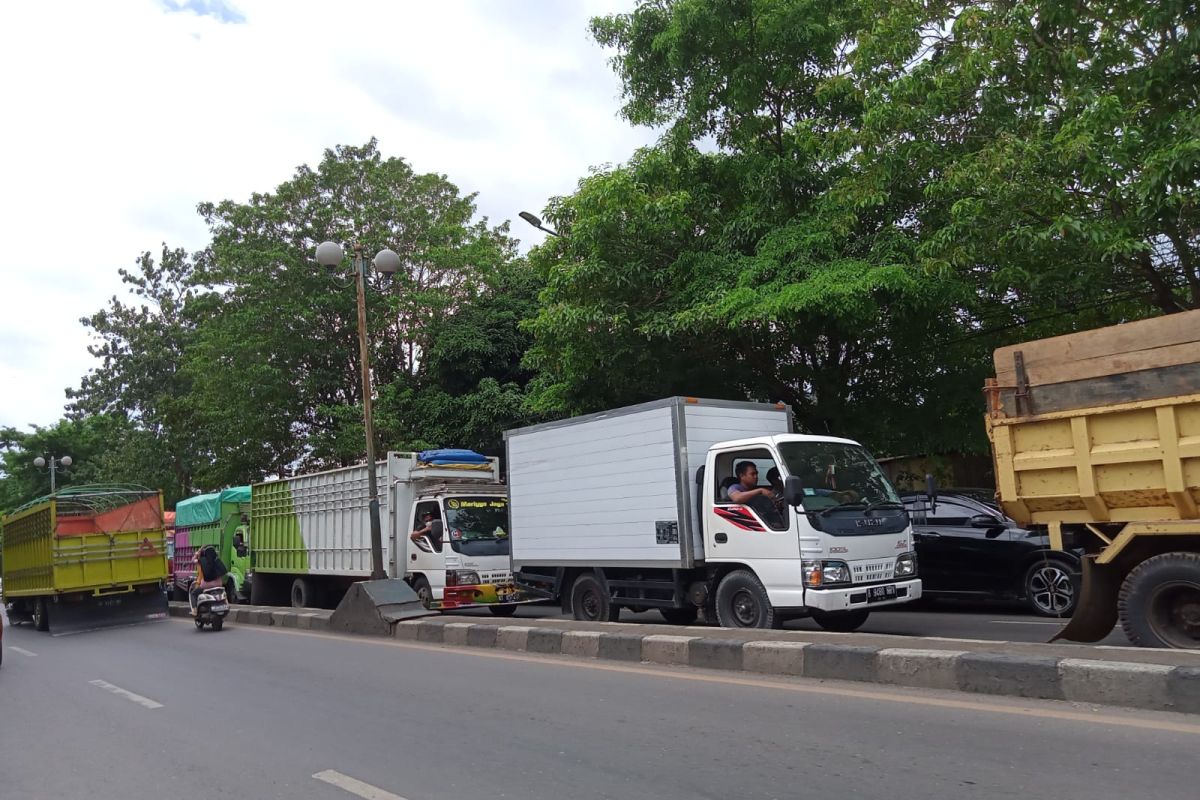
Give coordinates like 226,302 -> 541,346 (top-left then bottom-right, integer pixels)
5,311 -> 1196,646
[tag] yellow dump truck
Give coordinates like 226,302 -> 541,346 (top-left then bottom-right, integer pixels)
984,309 -> 1200,648
1,485 -> 170,635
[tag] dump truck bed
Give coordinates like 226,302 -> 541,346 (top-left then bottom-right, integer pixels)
986,310 -> 1200,527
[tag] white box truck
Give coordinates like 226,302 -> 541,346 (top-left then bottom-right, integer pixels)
250,452 -> 520,616
506,397 -> 921,630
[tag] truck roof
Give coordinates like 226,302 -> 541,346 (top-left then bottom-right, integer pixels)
714,433 -> 864,450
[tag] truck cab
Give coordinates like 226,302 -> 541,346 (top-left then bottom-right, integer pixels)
704,434 -> 920,625
394,455 -> 519,616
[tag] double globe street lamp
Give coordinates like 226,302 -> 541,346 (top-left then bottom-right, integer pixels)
314,241 -> 403,581
33,454 -> 72,493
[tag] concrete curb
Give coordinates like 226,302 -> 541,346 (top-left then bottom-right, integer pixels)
165,603 -> 1199,715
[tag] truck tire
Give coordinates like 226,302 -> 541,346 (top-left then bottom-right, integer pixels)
225,578 -> 239,605
412,576 -> 434,610
714,571 -> 779,629
570,574 -> 619,622
290,578 -> 314,609
659,607 -> 699,625
33,598 -> 49,632
811,609 -> 870,632
1118,552 -> 1200,649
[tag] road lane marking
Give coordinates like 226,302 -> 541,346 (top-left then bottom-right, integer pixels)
88,680 -> 163,709
224,621 -> 1200,736
9,646 -> 37,657
313,770 -> 409,800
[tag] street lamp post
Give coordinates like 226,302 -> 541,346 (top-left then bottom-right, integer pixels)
33,454 -> 73,493
315,241 -> 402,581
518,211 -> 560,238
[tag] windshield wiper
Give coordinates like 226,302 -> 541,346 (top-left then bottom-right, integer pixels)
864,500 -> 904,513
819,500 -> 868,517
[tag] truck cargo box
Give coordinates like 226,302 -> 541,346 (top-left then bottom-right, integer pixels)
505,397 -> 792,569
1,487 -> 169,597
986,310 -> 1200,527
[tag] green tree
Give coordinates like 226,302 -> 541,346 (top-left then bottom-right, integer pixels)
848,0 -> 1199,315
67,246 -> 209,499
194,140 -> 520,472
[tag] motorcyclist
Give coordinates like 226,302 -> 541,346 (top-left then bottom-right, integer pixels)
190,544 -> 227,615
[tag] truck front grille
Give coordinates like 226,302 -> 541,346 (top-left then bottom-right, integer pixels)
852,560 -> 894,584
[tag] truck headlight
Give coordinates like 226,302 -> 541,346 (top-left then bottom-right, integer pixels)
447,570 -> 481,587
804,560 -> 851,586
895,553 -> 917,577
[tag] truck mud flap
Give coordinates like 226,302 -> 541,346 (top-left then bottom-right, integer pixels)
1049,556 -> 1119,643
48,590 -> 169,637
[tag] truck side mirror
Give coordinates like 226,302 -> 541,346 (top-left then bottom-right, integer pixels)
784,476 -> 804,507
925,473 -> 938,512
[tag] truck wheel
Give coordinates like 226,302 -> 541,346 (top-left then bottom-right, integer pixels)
714,571 -> 778,629
290,578 -> 314,609
33,598 -> 49,632
1023,558 -> 1078,617
570,575 -> 619,622
225,579 -> 239,605
488,604 -> 518,617
1118,552 -> 1200,649
811,609 -> 870,633
659,607 -> 699,625
412,576 -> 434,610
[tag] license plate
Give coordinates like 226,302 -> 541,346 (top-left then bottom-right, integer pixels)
211,604 -> 229,612
867,585 -> 897,603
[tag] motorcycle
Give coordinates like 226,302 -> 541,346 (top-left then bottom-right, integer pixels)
190,582 -> 230,631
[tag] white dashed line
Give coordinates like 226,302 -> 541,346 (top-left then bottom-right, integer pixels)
313,769 -> 410,800
88,679 -> 164,709
9,646 -> 37,657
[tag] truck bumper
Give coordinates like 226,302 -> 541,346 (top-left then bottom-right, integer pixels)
805,579 -> 922,612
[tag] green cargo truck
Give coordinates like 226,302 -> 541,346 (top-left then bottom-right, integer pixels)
1,485 -> 170,635
171,486 -> 252,602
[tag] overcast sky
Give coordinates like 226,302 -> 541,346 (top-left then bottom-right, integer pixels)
0,0 -> 651,431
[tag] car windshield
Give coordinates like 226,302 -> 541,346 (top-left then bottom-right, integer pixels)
444,496 -> 509,542
777,441 -> 900,511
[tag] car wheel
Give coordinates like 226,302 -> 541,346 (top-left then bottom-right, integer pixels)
1024,558 -> 1078,617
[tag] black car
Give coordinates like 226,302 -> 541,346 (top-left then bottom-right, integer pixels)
900,491 -> 1082,617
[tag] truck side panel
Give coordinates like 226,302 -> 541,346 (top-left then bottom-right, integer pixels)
508,404 -> 685,566
989,394 -> 1200,526
252,461 -> 389,576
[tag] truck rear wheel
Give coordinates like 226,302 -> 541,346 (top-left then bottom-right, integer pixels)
715,571 -> 778,629
291,578 -> 314,609
1118,552 -> 1200,649
811,609 -> 870,633
570,575 -> 619,622
33,598 -> 49,632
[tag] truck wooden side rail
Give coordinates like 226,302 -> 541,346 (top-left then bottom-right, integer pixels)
985,310 -> 1200,648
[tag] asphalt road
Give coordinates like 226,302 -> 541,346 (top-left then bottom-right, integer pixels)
2,614 -> 1194,800
447,600 -> 1133,646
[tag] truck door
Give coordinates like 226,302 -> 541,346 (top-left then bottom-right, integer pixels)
707,448 -> 800,561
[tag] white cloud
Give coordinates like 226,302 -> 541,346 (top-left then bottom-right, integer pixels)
0,0 -> 652,430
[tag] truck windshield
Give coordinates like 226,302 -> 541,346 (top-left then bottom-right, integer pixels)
445,497 -> 509,542
777,441 -> 900,511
